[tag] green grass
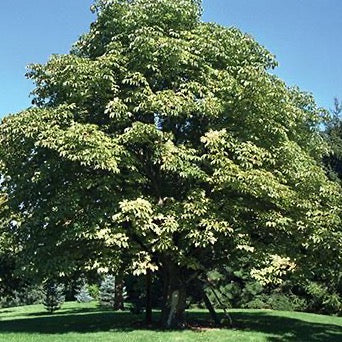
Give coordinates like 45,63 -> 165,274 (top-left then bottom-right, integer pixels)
0,302 -> 341,341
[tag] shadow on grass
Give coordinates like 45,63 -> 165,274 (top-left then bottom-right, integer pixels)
0,307 -> 340,341
228,311 -> 342,342
25,306 -> 110,317
0,310 -> 14,314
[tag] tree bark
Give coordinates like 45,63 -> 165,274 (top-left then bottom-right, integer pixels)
114,277 -> 125,311
145,270 -> 153,325
160,261 -> 187,329
202,292 -> 221,326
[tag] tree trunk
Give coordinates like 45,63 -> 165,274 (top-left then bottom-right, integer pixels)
114,277 -> 125,311
160,262 -> 187,329
145,270 -> 153,325
202,292 -> 220,326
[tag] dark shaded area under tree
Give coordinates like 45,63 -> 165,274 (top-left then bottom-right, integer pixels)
0,307 -> 340,342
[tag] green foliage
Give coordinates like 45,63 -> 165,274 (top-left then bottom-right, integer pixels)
75,283 -> 93,303
99,275 -> 127,309
0,0 -> 341,324
244,292 -> 307,312
0,284 -> 43,309
88,284 -> 100,301
205,265 -> 341,315
43,281 -> 65,313
305,282 -> 342,315
99,275 -> 117,308
324,98 -> 342,182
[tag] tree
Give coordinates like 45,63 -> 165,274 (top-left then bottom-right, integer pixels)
43,281 -> 65,313
319,98 -> 342,309
324,98 -> 342,182
75,283 -> 93,303
99,274 -> 127,310
0,0 -> 341,328
0,189 -> 26,299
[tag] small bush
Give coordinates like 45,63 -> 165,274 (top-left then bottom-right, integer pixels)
306,282 -> 342,315
244,292 -> 307,312
0,284 -> 43,309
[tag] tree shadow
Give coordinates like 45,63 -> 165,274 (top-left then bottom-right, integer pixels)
0,307 -> 340,341
24,306 -> 110,317
0,310 -> 138,334
228,311 -> 342,342
0,309 -> 14,314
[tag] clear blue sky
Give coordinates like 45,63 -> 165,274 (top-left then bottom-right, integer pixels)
1,0 -> 341,118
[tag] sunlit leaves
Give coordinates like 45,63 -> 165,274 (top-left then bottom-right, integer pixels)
0,0 -> 340,282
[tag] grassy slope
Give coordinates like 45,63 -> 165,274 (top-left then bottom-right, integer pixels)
0,302 -> 341,342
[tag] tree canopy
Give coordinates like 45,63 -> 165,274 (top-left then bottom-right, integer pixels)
0,0 -> 341,327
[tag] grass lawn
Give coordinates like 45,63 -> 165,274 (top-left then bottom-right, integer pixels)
0,302 -> 340,341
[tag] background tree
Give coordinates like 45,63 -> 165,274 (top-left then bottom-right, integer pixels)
0,0 -> 341,327
318,97 -> 342,312
75,282 -> 93,303
324,98 -> 342,182
43,281 -> 65,314
99,275 -> 127,310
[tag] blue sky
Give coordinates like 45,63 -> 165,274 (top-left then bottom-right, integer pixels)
1,0 -> 341,117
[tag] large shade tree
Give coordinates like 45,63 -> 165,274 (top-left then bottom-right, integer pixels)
1,0 -> 341,327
